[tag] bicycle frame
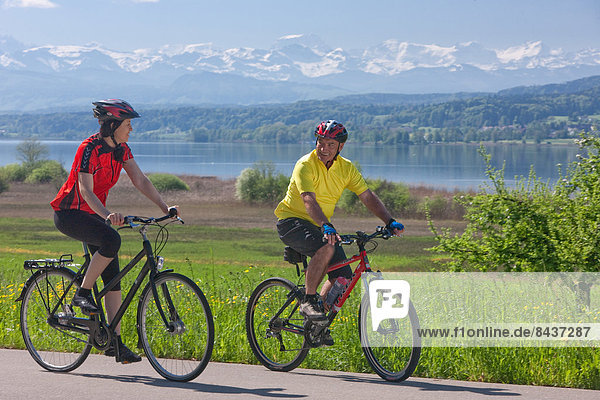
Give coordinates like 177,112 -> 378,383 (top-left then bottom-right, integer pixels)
280,239 -> 378,334
327,251 -> 371,311
47,223 -> 176,349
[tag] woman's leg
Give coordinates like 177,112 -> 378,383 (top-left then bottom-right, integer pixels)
55,210 -> 120,313
81,252 -> 113,289
104,290 -> 123,334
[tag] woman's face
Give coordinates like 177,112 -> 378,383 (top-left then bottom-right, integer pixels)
113,119 -> 132,144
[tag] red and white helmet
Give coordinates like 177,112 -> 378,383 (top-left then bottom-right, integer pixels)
314,120 -> 348,143
93,99 -> 140,121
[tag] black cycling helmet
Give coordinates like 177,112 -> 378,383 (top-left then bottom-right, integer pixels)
93,99 -> 140,121
314,120 -> 348,143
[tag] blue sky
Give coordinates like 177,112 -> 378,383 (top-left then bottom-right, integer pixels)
1,0 -> 599,52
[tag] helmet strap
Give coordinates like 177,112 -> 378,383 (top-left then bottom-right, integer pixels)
109,134 -> 118,148
325,143 -> 342,169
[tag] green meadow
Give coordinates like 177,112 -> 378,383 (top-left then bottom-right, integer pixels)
1,218 -> 599,389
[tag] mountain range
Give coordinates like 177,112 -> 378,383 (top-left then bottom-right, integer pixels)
1,34 -> 600,112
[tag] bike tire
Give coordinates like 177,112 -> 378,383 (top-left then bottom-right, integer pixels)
137,272 -> 214,382
20,268 -> 92,372
359,295 -> 421,382
246,277 -> 309,372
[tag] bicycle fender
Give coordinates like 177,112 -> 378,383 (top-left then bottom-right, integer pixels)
16,267 -> 76,302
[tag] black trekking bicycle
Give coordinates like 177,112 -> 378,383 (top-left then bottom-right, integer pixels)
245,226 -> 421,382
17,212 -> 214,382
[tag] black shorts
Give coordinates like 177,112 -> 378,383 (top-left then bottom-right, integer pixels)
276,217 -> 352,280
54,210 -> 121,291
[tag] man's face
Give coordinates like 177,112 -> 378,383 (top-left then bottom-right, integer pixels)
316,137 -> 344,165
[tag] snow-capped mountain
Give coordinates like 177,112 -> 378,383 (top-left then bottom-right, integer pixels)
0,34 -> 599,111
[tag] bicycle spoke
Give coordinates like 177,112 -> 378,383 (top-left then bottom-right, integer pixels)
246,278 -> 309,371
138,273 -> 214,382
359,297 -> 421,382
20,268 -> 91,372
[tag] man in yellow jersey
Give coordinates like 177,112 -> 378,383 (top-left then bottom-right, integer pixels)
275,120 -> 405,337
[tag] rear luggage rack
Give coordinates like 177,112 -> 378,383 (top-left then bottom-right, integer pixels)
24,254 -> 76,270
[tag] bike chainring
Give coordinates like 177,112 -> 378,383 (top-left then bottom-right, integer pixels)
91,320 -> 112,350
303,319 -> 329,348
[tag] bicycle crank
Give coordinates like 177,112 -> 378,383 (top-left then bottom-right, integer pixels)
303,319 -> 329,348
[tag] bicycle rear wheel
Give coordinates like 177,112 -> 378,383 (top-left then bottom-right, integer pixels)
246,277 -> 309,372
137,272 -> 214,382
359,296 -> 421,382
20,268 -> 92,372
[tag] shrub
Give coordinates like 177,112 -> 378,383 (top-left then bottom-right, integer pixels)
429,135 -> 600,272
24,160 -> 68,184
235,161 -> 289,203
338,178 -> 411,216
417,194 -> 465,220
147,173 -> 190,192
0,174 -> 8,194
0,163 -> 29,182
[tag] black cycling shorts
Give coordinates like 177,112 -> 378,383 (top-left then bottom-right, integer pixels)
54,210 -> 121,291
276,217 -> 352,280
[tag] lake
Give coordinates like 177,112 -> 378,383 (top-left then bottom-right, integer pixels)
0,140 -> 581,190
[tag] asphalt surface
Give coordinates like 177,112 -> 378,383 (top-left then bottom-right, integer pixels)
1,349 -> 597,399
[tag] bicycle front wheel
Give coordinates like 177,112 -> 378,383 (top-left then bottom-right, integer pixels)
20,268 -> 92,372
137,272 -> 214,382
359,296 -> 421,382
246,277 -> 309,372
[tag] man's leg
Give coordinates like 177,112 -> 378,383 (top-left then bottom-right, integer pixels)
277,218 -> 338,319
320,279 -> 333,298
305,244 -> 334,295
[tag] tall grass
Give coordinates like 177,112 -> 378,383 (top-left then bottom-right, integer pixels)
1,218 -> 598,388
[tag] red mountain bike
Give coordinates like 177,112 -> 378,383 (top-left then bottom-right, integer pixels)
246,226 -> 421,382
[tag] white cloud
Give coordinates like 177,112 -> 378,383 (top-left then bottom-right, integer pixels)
3,0 -> 58,8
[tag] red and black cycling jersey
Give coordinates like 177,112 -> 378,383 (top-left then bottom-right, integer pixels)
51,133 -> 133,214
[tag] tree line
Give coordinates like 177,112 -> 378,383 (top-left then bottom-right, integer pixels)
0,84 -> 598,145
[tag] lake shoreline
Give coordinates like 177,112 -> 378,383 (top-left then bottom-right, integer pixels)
0,140 -> 580,190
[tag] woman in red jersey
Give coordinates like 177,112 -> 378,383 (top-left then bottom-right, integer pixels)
51,99 -> 179,363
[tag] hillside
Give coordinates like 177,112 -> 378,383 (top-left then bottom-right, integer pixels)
0,75 -> 598,144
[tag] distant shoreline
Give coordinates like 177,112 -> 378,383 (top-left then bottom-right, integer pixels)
0,137 -> 582,146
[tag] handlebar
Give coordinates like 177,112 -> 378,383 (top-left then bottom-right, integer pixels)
106,213 -> 184,228
339,226 -> 395,246
124,213 -> 184,226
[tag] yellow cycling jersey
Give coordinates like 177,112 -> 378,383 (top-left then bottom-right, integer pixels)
275,149 -> 369,225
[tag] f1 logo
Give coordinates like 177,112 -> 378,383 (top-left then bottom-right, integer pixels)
369,280 -> 410,331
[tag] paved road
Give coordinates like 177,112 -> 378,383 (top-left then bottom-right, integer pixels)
1,349 -> 597,400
